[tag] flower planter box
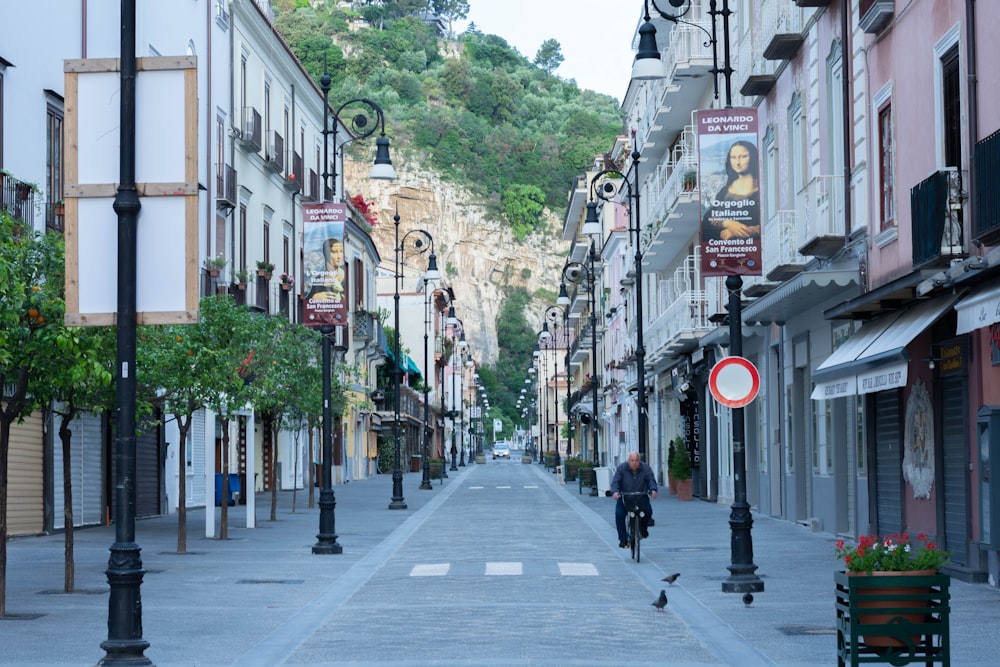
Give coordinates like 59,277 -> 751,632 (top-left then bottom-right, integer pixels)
834,570 -> 950,665
521,455 -> 533,464
675,478 -> 693,501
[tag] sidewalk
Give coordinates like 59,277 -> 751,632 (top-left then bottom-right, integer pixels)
2,463 -> 999,666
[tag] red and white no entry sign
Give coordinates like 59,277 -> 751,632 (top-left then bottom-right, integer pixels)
708,356 -> 760,408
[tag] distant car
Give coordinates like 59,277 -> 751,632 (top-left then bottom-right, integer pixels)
492,443 -> 510,459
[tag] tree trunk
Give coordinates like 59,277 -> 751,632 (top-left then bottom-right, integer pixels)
291,430 -> 299,513
270,419 -> 279,522
176,413 -> 191,554
58,409 -> 76,592
1,416 -> 11,617
220,416 -> 229,540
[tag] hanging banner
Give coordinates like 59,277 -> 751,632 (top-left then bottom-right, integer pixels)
697,108 -> 762,277
303,202 -> 348,328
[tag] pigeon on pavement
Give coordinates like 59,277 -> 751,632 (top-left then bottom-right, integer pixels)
662,573 -> 680,585
651,590 -> 668,612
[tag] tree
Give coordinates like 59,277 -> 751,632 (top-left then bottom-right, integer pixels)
431,0 -> 469,39
534,38 -> 564,76
0,210 -> 64,616
501,184 -> 546,241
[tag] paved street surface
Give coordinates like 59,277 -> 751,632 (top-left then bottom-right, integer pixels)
3,459 -> 999,666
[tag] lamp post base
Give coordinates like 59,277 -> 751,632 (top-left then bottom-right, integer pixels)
388,470 -> 407,510
312,489 -> 342,554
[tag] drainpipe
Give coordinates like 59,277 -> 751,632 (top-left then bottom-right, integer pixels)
841,0 -> 853,243
965,0 -> 979,250
206,0 -> 213,258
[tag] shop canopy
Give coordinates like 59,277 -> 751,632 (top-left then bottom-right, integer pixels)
810,293 -> 961,400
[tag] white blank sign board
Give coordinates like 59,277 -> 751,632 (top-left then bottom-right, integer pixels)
64,56 -> 198,326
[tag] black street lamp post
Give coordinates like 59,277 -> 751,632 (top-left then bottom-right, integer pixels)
560,235 -> 601,493
390,210 -> 440,509
632,0 -> 762,601
540,306 -> 565,469
419,281 -> 436,490
313,63 -> 395,550
102,3 -> 151,663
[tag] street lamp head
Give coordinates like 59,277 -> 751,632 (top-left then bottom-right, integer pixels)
631,20 -> 665,81
424,252 -> 442,282
532,343 -> 540,359
457,331 -> 468,351
447,305 -> 458,326
582,200 -> 602,236
369,135 -> 396,180
557,281 -> 570,307
538,321 -> 551,343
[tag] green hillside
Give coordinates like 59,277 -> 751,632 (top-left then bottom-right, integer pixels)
273,1 -> 624,238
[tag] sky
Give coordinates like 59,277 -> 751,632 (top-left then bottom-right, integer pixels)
458,0 -> 639,101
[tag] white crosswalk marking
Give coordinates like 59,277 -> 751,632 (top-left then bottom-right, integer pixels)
523,485 -> 538,488
410,563 -> 450,576
485,562 -> 522,575
468,486 -> 484,489
496,485 -> 511,489
558,562 -> 599,576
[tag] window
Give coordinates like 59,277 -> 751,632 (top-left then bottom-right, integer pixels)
240,54 -> 247,109
264,81 -> 271,135
45,100 -> 64,231
941,46 -> 961,169
263,220 -> 270,265
878,102 -> 895,230
239,204 -> 248,272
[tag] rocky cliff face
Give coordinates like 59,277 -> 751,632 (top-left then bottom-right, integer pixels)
346,158 -> 569,366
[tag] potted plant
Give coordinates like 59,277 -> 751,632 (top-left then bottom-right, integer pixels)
577,459 -> 595,488
203,254 -> 227,276
670,441 -> 693,501
682,170 -> 697,191
233,269 -> 250,288
563,456 -> 581,482
279,272 -> 295,291
256,260 -> 275,278
835,533 -> 951,649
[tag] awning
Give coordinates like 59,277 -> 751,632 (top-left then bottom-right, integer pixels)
811,293 -> 961,400
743,269 -> 859,325
382,340 -> 422,378
955,282 -> 1000,334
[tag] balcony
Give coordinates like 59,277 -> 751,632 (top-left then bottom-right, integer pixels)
238,107 -> 262,153
264,131 -> 284,173
795,0 -> 831,5
911,167 -> 964,269
304,168 -> 319,202
974,128 -> 1000,244
643,253 -> 717,367
735,22 -> 778,99
641,128 -> 701,274
634,19 -> 715,164
761,1 -> 805,60
216,163 -> 237,211
798,175 -> 846,258
285,150 -> 303,192
763,210 -> 805,281
0,172 -> 37,228
859,0 -> 894,34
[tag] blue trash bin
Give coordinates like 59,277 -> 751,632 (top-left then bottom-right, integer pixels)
214,473 -> 240,506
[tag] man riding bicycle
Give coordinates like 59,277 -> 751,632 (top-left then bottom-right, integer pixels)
611,451 -> 658,548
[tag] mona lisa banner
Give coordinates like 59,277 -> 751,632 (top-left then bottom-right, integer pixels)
697,108 -> 762,277
303,201 -> 348,328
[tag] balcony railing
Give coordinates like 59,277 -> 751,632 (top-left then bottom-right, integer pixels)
763,210 -> 804,281
264,131 -> 284,173
216,163 -> 237,210
0,172 -> 37,228
798,174 -> 846,257
286,150 -> 303,191
238,107 -> 262,152
761,0 -> 805,60
974,128 -> 1000,244
911,167 -> 964,269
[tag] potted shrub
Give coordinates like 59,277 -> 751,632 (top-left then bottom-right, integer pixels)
233,269 -> 250,288
670,441 -> 693,501
667,437 -> 678,494
563,456 -> 581,482
256,260 -> 275,278
203,254 -> 227,276
578,459 -> 595,488
279,272 -> 295,291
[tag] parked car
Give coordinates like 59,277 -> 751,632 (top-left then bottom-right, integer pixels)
492,442 -> 510,459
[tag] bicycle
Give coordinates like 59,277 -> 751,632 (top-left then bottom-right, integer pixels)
620,491 -> 650,562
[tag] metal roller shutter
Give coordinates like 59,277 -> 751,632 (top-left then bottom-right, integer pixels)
940,375 -> 968,566
7,412 -> 44,536
873,391 -> 903,535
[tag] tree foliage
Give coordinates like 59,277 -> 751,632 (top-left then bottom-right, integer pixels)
534,38 -> 564,75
